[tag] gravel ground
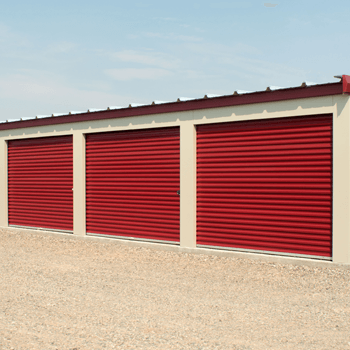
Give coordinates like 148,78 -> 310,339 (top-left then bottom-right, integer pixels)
0,228 -> 350,350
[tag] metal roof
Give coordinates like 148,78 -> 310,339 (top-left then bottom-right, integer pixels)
0,75 -> 349,131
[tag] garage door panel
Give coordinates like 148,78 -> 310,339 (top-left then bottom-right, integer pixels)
198,238 -> 331,252
199,211 -> 330,224
87,192 -> 176,200
8,136 -> 73,231
86,206 -> 179,217
198,238 -> 331,256
198,202 -> 330,214
91,227 -> 179,241
86,144 -> 179,153
198,221 -> 330,235
198,232 -> 331,247
199,188 -> 332,196
8,218 -> 72,231
9,204 -> 72,212
87,170 -> 179,176
87,190 -> 178,197
198,226 -> 330,240
87,185 -> 178,192
199,139 -> 332,151
87,203 -> 179,213
88,221 -> 179,235
199,200 -> 330,210
86,127 -> 180,242
198,155 -> 332,164
199,165 -> 332,173
197,115 -> 333,258
198,124 -> 331,141
198,195 -> 331,205
9,209 -> 73,221
88,168 -> 178,174
198,206 -> 331,219
8,154 -> 72,162
86,175 -> 179,181
199,216 -> 331,230
9,172 -> 72,177
198,150 -> 331,159
87,217 -> 179,230
199,183 -> 330,191
87,155 -> 179,163
199,130 -> 332,144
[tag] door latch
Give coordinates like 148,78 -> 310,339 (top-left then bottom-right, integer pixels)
177,190 -> 180,195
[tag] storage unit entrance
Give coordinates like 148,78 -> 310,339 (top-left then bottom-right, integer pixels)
196,115 -> 332,258
8,135 -> 73,231
86,127 -> 180,242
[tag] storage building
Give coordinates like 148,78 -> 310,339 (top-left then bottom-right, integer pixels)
1,75 -> 350,265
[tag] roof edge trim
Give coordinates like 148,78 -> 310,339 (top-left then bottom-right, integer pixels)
342,75 -> 350,94
0,80 -> 344,132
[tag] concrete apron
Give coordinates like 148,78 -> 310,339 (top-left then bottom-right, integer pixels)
3,226 -> 350,271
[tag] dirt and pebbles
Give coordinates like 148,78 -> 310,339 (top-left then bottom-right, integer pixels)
0,228 -> 349,350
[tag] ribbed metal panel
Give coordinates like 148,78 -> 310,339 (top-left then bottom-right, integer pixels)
86,127 -> 180,242
197,115 -> 333,257
8,136 -> 73,231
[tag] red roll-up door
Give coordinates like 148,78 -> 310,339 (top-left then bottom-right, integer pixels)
197,115 -> 332,258
86,127 -> 180,242
8,135 -> 73,231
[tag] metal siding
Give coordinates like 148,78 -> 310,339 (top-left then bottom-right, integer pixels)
86,127 -> 180,242
8,136 -> 73,231
197,115 -> 333,257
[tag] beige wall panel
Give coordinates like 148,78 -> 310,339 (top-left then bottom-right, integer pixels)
180,122 -> 196,248
73,132 -> 86,236
332,95 -> 350,263
0,139 -> 8,227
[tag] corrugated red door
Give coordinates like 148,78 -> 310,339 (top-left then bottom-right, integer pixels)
197,115 -> 332,258
86,127 -> 180,242
8,136 -> 73,231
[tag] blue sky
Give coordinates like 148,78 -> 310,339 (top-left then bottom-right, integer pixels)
0,0 -> 349,120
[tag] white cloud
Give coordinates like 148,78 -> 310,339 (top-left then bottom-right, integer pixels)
143,32 -> 203,42
0,23 -> 10,42
0,73 -> 55,98
176,41 -> 307,88
0,71 -> 139,119
264,3 -> 278,7
111,50 -> 180,69
0,22 -> 30,47
152,17 -> 178,22
47,41 -> 75,53
105,68 -> 172,81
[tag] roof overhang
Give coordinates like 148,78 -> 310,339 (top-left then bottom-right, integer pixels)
0,76 -> 348,132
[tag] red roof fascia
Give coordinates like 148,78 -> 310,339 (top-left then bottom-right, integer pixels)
0,80 -> 343,132
342,75 -> 350,94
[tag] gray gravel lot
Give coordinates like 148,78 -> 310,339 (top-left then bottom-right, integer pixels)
0,228 -> 350,350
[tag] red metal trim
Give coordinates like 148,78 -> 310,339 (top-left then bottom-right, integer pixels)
0,81 -> 343,131
342,75 -> 350,94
